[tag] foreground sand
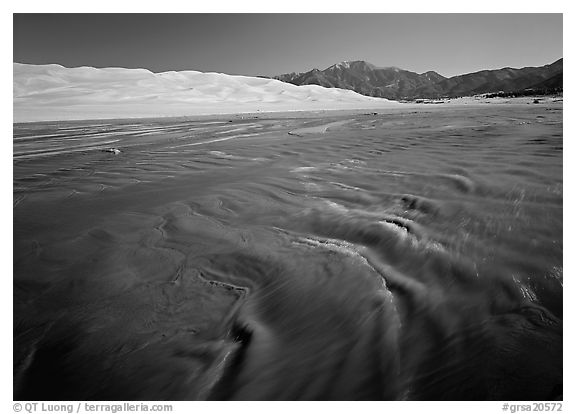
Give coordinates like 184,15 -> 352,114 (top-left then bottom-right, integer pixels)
14,103 -> 562,400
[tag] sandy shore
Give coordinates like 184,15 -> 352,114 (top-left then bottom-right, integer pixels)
14,102 -> 563,400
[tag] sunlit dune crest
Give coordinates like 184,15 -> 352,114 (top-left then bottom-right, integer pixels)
13,63 -> 398,122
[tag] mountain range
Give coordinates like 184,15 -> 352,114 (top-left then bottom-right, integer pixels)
272,59 -> 563,100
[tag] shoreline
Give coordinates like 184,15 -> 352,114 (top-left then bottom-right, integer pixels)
13,96 -> 562,125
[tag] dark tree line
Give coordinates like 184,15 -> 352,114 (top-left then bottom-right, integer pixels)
484,88 -> 563,98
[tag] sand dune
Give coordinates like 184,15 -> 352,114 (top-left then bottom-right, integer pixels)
13,63 -> 398,122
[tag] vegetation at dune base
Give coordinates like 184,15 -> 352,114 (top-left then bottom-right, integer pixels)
483,88 -> 563,99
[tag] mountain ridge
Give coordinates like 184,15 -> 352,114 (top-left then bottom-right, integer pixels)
272,59 -> 563,100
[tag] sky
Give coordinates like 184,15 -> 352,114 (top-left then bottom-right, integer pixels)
13,14 -> 563,78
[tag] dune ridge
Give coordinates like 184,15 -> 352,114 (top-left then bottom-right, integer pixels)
13,63 -> 397,122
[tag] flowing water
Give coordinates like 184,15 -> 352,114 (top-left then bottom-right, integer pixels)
13,104 -> 563,400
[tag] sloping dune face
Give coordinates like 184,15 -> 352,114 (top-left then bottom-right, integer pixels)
13,63 -> 396,122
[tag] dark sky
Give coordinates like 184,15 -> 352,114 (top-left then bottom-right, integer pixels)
13,14 -> 563,77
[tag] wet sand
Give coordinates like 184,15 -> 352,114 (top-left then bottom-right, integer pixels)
14,103 -> 562,400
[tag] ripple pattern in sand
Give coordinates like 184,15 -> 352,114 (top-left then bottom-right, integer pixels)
14,106 -> 562,400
